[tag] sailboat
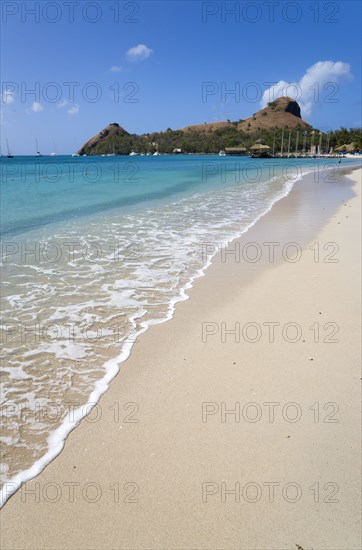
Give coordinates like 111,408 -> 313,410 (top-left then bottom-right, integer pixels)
35,138 -> 41,157
6,139 -> 14,158
106,141 -> 116,156
152,145 -> 161,156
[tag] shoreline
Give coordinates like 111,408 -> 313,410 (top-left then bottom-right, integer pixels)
0,159 -> 312,506
1,166 -> 361,549
0,161 -> 330,507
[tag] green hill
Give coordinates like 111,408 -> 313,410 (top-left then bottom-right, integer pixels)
78,98 -> 361,155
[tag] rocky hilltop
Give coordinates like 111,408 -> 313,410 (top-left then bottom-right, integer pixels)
181,97 -> 310,133
78,123 -> 129,155
78,97 -> 312,155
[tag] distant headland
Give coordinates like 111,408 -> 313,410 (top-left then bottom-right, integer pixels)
77,97 -> 361,157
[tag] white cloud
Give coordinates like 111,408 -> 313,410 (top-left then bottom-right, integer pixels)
57,99 -> 68,108
126,44 -> 153,62
110,65 -> 122,72
67,104 -> 79,115
2,90 -> 15,105
261,61 -> 352,117
31,102 -> 44,112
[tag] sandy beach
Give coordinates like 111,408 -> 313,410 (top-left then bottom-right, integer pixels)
1,165 -> 361,550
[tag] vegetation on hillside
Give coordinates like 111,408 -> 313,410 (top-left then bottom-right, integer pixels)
79,125 -> 362,156
78,97 -> 361,156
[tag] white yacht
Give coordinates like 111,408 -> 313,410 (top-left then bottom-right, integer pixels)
50,140 -> 57,156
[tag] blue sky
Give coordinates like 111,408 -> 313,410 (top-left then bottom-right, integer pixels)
1,0 -> 361,154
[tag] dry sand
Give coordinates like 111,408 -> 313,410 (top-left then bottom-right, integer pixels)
1,166 -> 361,550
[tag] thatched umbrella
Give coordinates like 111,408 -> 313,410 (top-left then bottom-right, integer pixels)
335,143 -> 355,152
250,144 -> 271,151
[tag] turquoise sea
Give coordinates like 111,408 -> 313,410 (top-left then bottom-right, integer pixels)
0,154 -> 360,505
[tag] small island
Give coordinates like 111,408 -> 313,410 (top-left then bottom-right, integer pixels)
78,97 -> 362,157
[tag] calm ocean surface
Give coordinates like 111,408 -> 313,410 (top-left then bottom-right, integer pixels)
0,154 -> 360,505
